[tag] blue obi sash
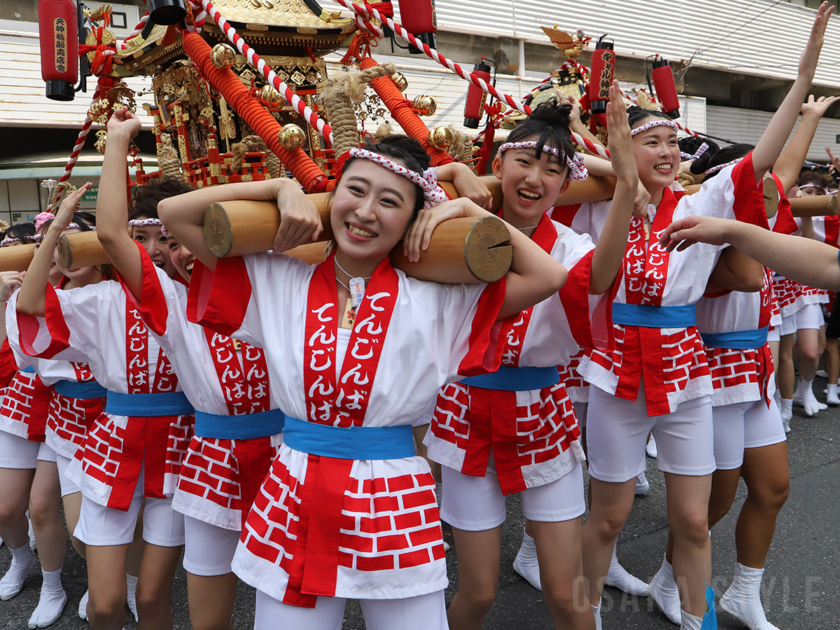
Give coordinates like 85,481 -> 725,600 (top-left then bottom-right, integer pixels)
282,416 -> 415,460
54,379 -> 107,400
612,303 -> 697,328
460,366 -> 560,392
700,326 -> 769,350
194,408 -> 286,440
105,391 -> 194,417
21,366 -> 36,373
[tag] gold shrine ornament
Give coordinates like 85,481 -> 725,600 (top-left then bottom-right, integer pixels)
391,72 -> 409,92
413,95 -> 436,117
210,43 -> 237,70
258,85 -> 286,110
278,124 -> 306,151
428,126 -> 454,150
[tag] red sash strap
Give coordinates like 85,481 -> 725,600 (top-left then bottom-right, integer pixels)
202,329 -> 271,415
284,254 -> 399,606
616,192 -> 681,415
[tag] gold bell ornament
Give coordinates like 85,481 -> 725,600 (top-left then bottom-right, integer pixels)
412,95 -> 436,117
258,85 -> 286,110
210,44 -> 237,70
94,129 -> 108,154
391,72 -> 409,92
278,124 -> 306,151
428,126 -> 454,150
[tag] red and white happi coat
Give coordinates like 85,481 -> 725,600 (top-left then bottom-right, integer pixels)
554,154 -> 768,416
15,280 -> 193,511
425,215 -> 614,495
0,330 -> 52,443
120,244 -> 281,531
187,251 -> 505,605
6,295 -> 103,458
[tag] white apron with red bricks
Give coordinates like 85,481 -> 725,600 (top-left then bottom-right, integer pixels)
426,217 -> 612,495
0,369 -> 52,442
119,245 -> 282,531
14,280 -> 193,510
6,295 -> 102,459
556,155 -> 768,416
187,251 -> 505,604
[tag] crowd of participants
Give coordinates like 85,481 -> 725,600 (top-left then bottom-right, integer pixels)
0,4 -> 839,630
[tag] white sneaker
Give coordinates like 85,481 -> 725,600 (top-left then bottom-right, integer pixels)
635,472 -> 650,495
0,545 -> 36,600
27,570 -> 67,629
649,555 -> 682,625
646,435 -> 658,458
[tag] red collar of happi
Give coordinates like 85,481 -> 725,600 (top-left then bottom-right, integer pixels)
303,252 -> 399,428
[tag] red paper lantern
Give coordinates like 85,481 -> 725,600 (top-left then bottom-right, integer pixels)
38,0 -> 79,101
398,0 -> 437,53
588,35 -> 614,115
463,59 -> 492,129
652,56 -> 680,119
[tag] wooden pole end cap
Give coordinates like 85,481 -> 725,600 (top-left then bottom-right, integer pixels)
763,178 -> 779,219
464,215 -> 512,283
205,202 -> 234,258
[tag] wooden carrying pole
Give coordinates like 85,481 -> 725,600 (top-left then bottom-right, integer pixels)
55,174 -> 617,280
0,244 -> 36,272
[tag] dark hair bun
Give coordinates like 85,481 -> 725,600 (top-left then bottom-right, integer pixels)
129,175 -> 192,221
678,136 -> 720,175
376,135 -> 432,171
704,143 -> 754,179
529,100 -> 573,127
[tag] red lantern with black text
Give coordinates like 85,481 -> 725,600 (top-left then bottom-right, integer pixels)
588,35 -> 614,115
38,0 -> 79,101
464,59 -> 492,129
398,0 -> 437,54
652,56 -> 680,119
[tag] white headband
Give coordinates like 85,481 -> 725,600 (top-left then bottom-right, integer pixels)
0,237 -> 20,247
128,218 -> 163,228
630,119 -> 680,137
348,148 -> 449,208
497,142 -> 589,181
797,183 -> 823,190
680,142 -> 709,161
706,157 -> 744,175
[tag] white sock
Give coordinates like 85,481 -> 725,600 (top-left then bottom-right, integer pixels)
605,543 -> 650,596
828,384 -> 839,403
126,573 -> 139,621
680,610 -> 703,630
78,590 -> 89,620
780,398 -> 793,417
513,529 -> 542,591
27,513 -> 36,553
0,544 -> 36,600
592,601 -> 602,630
649,553 -> 682,625
28,568 -> 67,629
720,563 -> 779,630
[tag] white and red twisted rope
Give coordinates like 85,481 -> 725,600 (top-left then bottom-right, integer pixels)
334,0 -> 610,159
199,0 -> 334,145
47,115 -> 95,211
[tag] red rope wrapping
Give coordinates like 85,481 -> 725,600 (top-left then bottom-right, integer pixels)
182,33 -> 327,192
359,58 -> 453,168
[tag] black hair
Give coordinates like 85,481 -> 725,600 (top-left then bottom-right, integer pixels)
678,136 -> 720,175
626,105 -> 672,129
340,135 -> 432,219
39,211 -> 96,234
2,223 -> 36,244
505,100 -> 576,169
798,169 -> 833,190
703,143 -> 754,180
129,176 -> 192,222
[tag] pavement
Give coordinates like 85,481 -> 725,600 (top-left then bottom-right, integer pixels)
1,384 -> 838,630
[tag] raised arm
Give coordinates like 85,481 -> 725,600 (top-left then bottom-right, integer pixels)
773,95 -> 840,191
17,184 -> 90,316
660,215 -> 840,290
159,178 -> 322,271
95,109 -> 145,298
751,2 -> 833,181
706,246 -> 765,293
589,83 -> 637,294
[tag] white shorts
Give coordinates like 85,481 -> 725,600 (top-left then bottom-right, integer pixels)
767,327 -> 780,343
573,402 -> 588,430
183,515 -> 240,576
440,461 -> 586,531
254,588 -> 447,630
713,399 -> 787,470
55,454 -> 80,498
586,385 -> 716,483
796,303 -> 825,330
0,431 -> 50,469
780,314 -> 797,337
75,466 -> 185,548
